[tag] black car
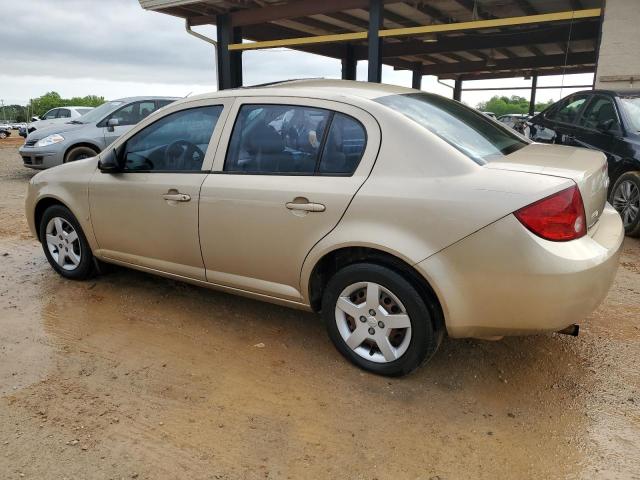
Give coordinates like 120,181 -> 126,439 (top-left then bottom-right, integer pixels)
0,127 -> 11,139
529,89 -> 640,236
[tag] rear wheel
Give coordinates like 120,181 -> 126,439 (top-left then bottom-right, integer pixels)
0,131 -> 7,139
322,263 -> 442,377
64,145 -> 98,163
39,205 -> 95,280
610,171 -> 640,237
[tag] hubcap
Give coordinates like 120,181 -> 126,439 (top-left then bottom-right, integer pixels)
45,217 -> 81,271
613,180 -> 640,228
335,282 -> 412,364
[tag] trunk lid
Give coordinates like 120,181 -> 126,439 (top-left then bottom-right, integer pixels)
485,143 -> 609,229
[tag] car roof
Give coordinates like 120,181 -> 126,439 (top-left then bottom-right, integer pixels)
570,89 -> 640,98
109,96 -> 180,103
185,79 -> 413,103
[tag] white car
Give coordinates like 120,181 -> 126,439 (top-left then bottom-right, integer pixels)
21,106 -> 94,137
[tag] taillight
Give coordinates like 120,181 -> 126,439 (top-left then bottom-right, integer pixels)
514,185 -> 586,241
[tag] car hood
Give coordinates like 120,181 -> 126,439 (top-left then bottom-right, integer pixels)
26,122 -> 91,142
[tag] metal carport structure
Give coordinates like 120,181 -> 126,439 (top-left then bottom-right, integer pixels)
139,0 -> 604,113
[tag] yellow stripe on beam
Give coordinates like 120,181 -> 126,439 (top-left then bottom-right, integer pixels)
228,8 -> 601,51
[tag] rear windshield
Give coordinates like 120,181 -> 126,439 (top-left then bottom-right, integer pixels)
375,92 -> 528,164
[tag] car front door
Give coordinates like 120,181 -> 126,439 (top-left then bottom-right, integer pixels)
100,100 -> 160,146
89,100 -> 231,280
534,94 -> 589,145
198,98 -> 380,302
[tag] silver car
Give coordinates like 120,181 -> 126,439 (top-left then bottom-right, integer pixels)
19,106 -> 94,138
20,97 -> 177,169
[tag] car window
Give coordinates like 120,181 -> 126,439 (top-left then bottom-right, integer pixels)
57,108 -> 71,118
546,95 -> 588,124
578,96 -> 621,132
375,92 -> 527,164
156,100 -> 175,108
225,104 -> 331,174
620,96 -> 640,131
42,109 -> 58,120
122,105 -> 222,172
108,101 -> 158,127
318,113 -> 366,175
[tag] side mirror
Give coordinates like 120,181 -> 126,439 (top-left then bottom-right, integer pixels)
106,118 -> 119,132
98,149 -> 122,173
31,116 -> 39,122
596,119 -> 615,134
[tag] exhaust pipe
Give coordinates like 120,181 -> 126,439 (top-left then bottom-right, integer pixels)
557,324 -> 579,336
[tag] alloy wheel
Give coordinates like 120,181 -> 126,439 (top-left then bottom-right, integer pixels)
613,179 -> 640,228
45,217 -> 82,271
334,282 -> 412,363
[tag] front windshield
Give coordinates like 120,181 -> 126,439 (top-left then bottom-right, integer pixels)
620,96 -> 640,131
75,101 -> 125,124
375,92 -> 528,164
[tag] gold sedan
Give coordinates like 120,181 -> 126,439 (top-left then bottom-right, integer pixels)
25,80 -> 624,376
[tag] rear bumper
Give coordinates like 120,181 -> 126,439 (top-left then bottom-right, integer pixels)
416,203 -> 624,338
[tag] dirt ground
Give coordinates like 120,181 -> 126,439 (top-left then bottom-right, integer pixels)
0,139 -> 639,480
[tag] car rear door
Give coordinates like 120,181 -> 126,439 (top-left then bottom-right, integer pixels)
198,97 -> 380,302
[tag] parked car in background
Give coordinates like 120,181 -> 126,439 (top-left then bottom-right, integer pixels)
20,96 -> 176,169
25,80 -> 623,376
482,111 -> 497,119
529,90 -> 640,236
497,113 -> 529,129
0,127 -> 11,139
19,106 -> 95,138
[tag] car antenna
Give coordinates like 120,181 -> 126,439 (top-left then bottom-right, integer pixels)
184,92 -> 193,98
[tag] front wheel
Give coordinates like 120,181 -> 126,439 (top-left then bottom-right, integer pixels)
39,205 -> 95,279
610,171 -> 640,237
322,263 -> 442,377
64,145 -> 98,163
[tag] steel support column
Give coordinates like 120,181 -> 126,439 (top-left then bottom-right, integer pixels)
342,44 -> 357,80
529,73 -> 538,115
231,26 -> 243,88
216,13 -> 233,90
412,64 -> 422,89
453,78 -> 463,101
367,0 -> 383,83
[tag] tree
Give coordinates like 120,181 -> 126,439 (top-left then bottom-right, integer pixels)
28,92 -> 106,118
476,95 -> 554,117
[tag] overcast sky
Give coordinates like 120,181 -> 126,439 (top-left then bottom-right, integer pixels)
1,0 -> 593,108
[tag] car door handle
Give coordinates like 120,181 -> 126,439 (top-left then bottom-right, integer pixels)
285,201 -> 325,212
162,192 -> 191,202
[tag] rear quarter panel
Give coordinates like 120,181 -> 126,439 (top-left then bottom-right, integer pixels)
300,107 -> 572,303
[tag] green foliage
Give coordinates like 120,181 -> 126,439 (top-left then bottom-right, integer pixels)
0,104 -> 29,123
28,92 -> 106,118
476,95 -> 555,117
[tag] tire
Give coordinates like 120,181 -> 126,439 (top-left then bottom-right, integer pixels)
322,263 -> 442,377
610,171 -> 640,237
64,145 -> 98,163
39,205 -> 95,280
0,132 -> 6,139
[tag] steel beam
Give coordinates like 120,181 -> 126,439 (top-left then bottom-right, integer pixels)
529,74 -> 538,115
216,13 -> 233,90
368,0 -> 383,83
342,44 -> 357,80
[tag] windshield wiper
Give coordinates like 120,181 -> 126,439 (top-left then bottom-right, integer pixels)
68,120 -> 83,124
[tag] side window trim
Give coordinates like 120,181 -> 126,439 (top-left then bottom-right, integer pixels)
119,104 -> 225,174
546,94 -> 589,126
576,95 -> 623,134
221,103 -> 366,177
